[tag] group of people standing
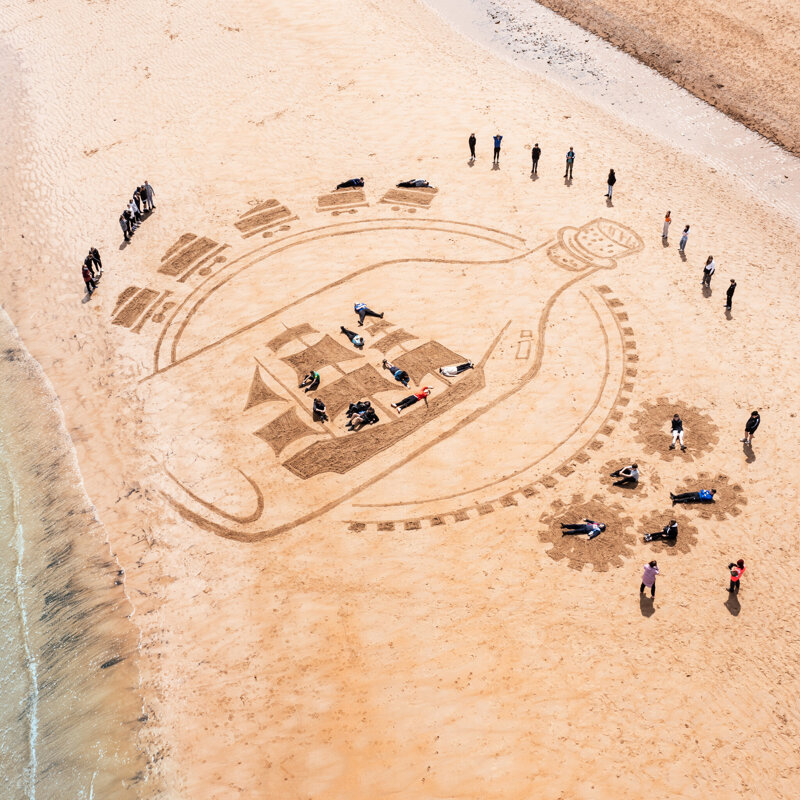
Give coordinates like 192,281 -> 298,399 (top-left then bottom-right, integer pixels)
119,181 -> 155,243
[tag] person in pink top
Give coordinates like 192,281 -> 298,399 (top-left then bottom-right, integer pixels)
391,386 -> 432,414
640,560 -> 659,598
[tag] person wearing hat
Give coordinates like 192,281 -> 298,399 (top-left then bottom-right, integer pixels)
728,559 -> 746,593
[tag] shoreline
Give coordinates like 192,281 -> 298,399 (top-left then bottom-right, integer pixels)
423,0 -> 800,226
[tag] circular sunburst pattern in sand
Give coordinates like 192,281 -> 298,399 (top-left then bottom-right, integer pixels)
630,397 -> 719,462
539,494 -> 635,571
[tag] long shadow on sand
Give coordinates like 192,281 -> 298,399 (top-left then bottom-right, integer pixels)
724,592 -> 741,616
639,594 -> 656,617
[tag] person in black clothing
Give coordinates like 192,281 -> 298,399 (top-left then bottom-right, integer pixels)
610,463 -> 639,487
346,400 -> 372,418
669,414 -> 686,451
312,398 -> 328,422
670,489 -> 716,504
89,247 -> 102,275
531,143 -> 541,175
82,263 -> 96,296
348,407 -> 379,430
742,410 -> 760,444
340,326 -> 364,348
336,178 -> 364,189
83,253 -> 99,279
561,520 -> 605,537
469,133 -> 476,160
396,179 -> 432,188
644,520 -> 678,542
726,279 -> 736,309
605,169 -> 616,199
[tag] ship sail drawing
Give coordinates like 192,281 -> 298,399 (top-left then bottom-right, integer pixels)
251,326 -> 487,479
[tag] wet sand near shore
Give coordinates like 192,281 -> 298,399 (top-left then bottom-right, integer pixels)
0,0 -> 799,797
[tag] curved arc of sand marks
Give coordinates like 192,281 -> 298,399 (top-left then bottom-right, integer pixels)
147,218 -> 526,377
160,219 -> 643,542
352,285 -> 621,510
164,467 -> 265,525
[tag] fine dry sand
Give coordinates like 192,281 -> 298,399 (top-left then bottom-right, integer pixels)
1,0 -> 800,797
532,0 -> 800,155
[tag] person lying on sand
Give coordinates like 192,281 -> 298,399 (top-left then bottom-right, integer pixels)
560,520 -> 605,539
382,359 -> 410,387
340,326 -> 364,348
336,178 -> 364,189
396,179 -> 434,188
610,463 -> 639,487
391,387 -> 432,414
299,370 -> 320,392
439,361 -> 474,377
670,489 -> 716,505
644,520 -> 678,542
354,302 -> 384,326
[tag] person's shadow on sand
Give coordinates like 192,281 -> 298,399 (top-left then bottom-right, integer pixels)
662,238 -> 670,248
679,251 -> 688,262
491,162 -> 500,171
702,284 -> 713,298
467,158 -> 475,168
119,240 -> 130,251
564,176 -> 573,186
743,441 -> 756,463
639,594 -> 655,617
724,592 -> 741,616
81,292 -> 93,304
606,197 -> 614,207
530,172 -> 539,181
725,308 -> 733,321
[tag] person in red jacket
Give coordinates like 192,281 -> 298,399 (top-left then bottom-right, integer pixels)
82,264 -> 96,296
728,559 -> 746,593
391,386 -> 432,414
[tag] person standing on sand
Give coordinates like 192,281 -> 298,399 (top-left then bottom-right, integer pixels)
89,247 -> 102,275
640,560 -> 659,598
493,133 -> 502,164
726,279 -> 736,309
702,255 -> 716,287
727,559 -> 746,593
662,211 -> 671,239
679,224 -> 689,252
82,263 -> 96,296
83,252 -> 99,280
742,410 -> 760,444
469,133 -> 476,160
564,147 -> 575,178
605,169 -> 616,199
531,143 -> 541,174
144,180 -> 155,210
119,212 -> 131,242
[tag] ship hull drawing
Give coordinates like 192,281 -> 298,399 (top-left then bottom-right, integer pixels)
141,218 -> 643,541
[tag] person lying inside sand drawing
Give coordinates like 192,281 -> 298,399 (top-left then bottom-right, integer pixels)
396,179 -> 434,188
354,302 -> 384,326
312,398 -> 328,422
560,520 -> 605,539
391,386 -> 432,414
610,462 -> 639,487
670,488 -> 716,505
644,520 -> 678,542
382,359 -> 410,387
346,400 -> 372,419
439,361 -> 474,377
340,326 -> 364,348
336,178 -> 364,189
299,370 -> 320,392
347,407 -> 379,431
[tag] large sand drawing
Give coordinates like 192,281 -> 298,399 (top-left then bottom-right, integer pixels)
124,199 -> 644,542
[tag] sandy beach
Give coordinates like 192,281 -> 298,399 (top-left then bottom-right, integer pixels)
1,0 -> 799,797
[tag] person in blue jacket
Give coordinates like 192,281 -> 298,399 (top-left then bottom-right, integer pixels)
670,488 -> 716,505
354,302 -> 384,326
493,133 -> 503,164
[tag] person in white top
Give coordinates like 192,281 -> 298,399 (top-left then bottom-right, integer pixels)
702,255 -> 716,287
662,210 -> 671,239
679,224 -> 689,252
610,463 -> 639,487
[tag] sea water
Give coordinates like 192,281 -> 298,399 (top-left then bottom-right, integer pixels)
0,310 -> 146,799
